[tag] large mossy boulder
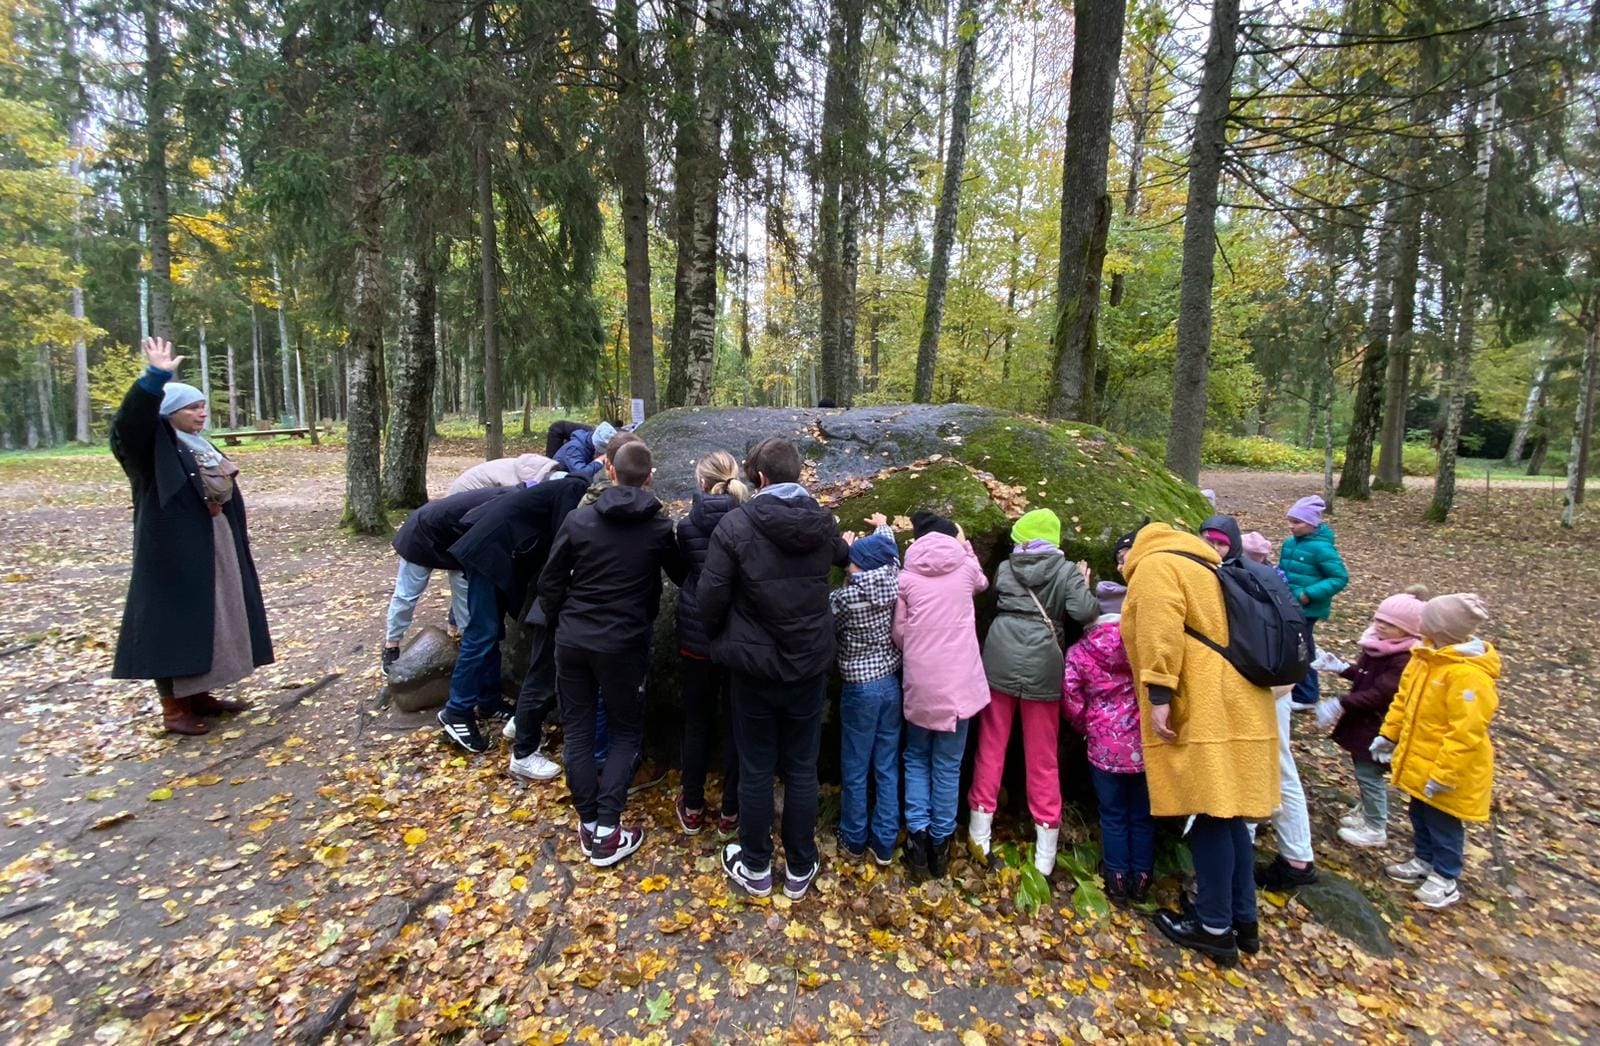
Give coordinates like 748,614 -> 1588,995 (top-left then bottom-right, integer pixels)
637,403 -> 1211,577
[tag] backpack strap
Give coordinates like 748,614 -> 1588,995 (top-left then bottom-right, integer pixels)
1021,584 -> 1062,650
1155,549 -> 1229,658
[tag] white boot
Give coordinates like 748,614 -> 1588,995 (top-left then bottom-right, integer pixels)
1033,824 -> 1060,877
967,807 -> 994,858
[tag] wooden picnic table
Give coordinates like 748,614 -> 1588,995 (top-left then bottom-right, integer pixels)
214,428 -> 311,446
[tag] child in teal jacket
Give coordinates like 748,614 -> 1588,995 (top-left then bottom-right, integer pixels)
1280,495 -> 1349,708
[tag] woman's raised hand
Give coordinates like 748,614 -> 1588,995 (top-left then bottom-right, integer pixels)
142,337 -> 184,374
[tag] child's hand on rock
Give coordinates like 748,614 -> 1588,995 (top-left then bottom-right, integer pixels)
866,513 -> 889,529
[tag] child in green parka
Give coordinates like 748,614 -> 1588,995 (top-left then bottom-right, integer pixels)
1280,494 -> 1349,710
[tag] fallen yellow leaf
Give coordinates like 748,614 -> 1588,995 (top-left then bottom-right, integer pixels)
403,827 -> 427,847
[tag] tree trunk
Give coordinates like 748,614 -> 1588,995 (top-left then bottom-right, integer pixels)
613,0 -> 657,418
66,5 -> 90,443
142,0 -> 173,342
1109,23 -> 1159,309
684,0 -> 728,406
342,148 -> 388,535
1046,0 -> 1127,421
273,256 -> 296,425
1562,309 -> 1599,526
383,252 -> 436,508
1428,101 -> 1492,524
818,0 -> 867,407
251,305 -> 264,422
1505,350 -> 1550,465
225,340 -> 238,428
474,9 -> 503,460
663,0 -> 701,410
1337,202 -> 1399,499
1375,129 -> 1427,490
1163,0 -> 1238,483
197,321 -> 211,428
912,0 -> 980,404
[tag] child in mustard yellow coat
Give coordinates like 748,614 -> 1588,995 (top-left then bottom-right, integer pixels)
1370,594 -> 1499,910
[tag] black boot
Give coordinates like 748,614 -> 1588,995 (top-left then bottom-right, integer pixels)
1103,868 -> 1129,905
928,835 -> 952,878
904,830 -> 932,882
1154,909 -> 1239,967
1255,854 -> 1318,890
1129,871 -> 1153,903
1233,919 -> 1261,955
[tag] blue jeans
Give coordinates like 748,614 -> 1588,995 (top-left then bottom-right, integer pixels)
904,718 -> 969,841
1091,767 -> 1154,876
443,573 -> 505,716
1188,815 -> 1257,929
1410,797 -> 1465,879
1291,619 -> 1320,705
385,560 -> 469,644
839,675 -> 903,854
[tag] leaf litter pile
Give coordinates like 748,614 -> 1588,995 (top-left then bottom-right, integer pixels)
1,446 -> 1598,1043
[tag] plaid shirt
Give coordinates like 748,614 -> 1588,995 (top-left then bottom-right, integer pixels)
830,527 -> 902,683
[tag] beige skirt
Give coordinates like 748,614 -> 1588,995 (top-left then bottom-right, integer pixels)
171,513 -> 256,698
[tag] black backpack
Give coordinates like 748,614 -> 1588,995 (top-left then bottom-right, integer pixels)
1165,552 -> 1312,688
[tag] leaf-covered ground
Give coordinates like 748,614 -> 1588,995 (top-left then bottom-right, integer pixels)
1,445 -> 1597,1043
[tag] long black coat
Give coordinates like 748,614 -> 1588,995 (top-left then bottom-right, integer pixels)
110,376 -> 274,681
674,491 -> 739,657
697,490 -> 850,683
449,475 -> 590,608
391,487 -> 508,571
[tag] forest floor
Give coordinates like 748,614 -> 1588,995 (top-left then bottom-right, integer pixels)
1,439 -> 1598,1044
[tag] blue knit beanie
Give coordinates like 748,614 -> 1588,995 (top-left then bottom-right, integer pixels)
848,532 -> 898,571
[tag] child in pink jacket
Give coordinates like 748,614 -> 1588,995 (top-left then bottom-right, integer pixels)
892,511 -> 990,881
1061,580 -> 1153,902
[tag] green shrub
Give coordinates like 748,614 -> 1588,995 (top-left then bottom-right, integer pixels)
1202,432 -> 1325,471
1401,442 -> 1437,477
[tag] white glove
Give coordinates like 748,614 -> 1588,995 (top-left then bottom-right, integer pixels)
1424,779 -> 1453,799
1310,647 -> 1349,674
1314,697 -> 1344,731
1369,737 -> 1395,764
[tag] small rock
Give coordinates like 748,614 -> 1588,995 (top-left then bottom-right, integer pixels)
1292,871 -> 1394,956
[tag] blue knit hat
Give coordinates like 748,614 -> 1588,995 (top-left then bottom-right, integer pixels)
848,532 -> 898,571
160,382 -> 206,416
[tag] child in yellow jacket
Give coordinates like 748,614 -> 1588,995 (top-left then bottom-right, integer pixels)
1370,593 -> 1499,910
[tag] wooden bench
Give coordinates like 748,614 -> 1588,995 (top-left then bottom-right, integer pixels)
214,428 -> 311,446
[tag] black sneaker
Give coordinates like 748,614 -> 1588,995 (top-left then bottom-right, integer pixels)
870,843 -> 895,868
590,824 -> 644,868
837,835 -> 867,862
1104,869 -> 1129,904
1255,855 -> 1318,890
1234,919 -> 1261,955
476,700 -> 517,729
382,645 -> 400,673
784,860 -> 818,900
1129,871 -> 1153,903
1155,909 -> 1239,967
722,843 -> 773,898
437,708 -> 489,754
578,822 -> 595,858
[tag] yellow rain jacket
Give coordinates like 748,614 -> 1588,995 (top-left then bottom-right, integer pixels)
1122,525 -> 1280,820
1379,639 -> 1500,822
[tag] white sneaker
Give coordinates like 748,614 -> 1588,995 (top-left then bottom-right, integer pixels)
508,749 -> 562,782
1337,823 -> 1388,848
1385,857 -> 1431,883
967,808 -> 994,858
502,718 -> 517,741
1339,804 -> 1367,830
1414,873 -> 1461,909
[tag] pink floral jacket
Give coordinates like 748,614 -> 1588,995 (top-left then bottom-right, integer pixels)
1061,616 -> 1144,774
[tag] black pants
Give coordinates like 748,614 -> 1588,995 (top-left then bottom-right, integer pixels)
1189,814 -> 1257,929
680,654 -> 740,815
512,621 -> 559,759
557,644 -> 649,828
730,671 -> 824,874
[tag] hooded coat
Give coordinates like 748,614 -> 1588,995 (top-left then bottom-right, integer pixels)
391,487 -> 509,570
1379,640 -> 1501,821
449,475 -> 590,608
110,372 -> 274,681
1279,523 -> 1349,620
697,488 -> 851,683
674,491 -> 741,657
981,549 -> 1098,700
1333,641 -> 1414,762
446,454 -> 557,494
1121,524 -> 1279,819
537,485 -> 685,654
892,532 -> 990,731
1061,617 -> 1142,774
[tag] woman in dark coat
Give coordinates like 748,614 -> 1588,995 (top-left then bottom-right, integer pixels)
111,338 -> 274,735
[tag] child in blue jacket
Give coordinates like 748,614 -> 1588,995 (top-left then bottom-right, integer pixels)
1279,495 -> 1349,709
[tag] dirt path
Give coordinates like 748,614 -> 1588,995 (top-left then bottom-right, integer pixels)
0,450 -> 1597,1042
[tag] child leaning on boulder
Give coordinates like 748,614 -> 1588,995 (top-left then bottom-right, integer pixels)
1372,594 -> 1499,910
831,513 -> 903,866
968,508 -> 1098,876
893,511 -> 990,881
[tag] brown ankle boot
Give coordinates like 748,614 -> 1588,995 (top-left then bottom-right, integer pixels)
161,696 -> 210,735
190,692 -> 250,715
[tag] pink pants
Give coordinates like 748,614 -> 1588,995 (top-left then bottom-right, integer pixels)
966,688 -> 1061,827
